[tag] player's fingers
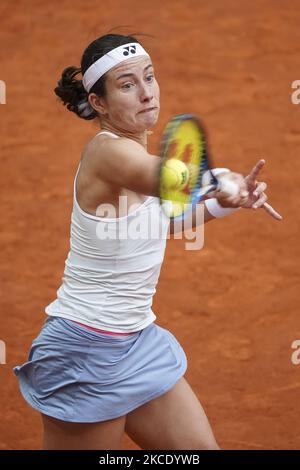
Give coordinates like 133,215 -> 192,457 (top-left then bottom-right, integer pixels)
247,159 -> 266,185
253,181 -> 267,197
262,202 -> 283,220
252,192 -> 268,208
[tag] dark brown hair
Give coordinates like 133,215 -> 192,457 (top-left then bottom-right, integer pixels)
54,33 -> 141,120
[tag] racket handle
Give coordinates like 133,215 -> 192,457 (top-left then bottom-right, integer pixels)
201,168 -> 238,199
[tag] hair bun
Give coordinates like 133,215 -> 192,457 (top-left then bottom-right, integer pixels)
54,66 -> 97,120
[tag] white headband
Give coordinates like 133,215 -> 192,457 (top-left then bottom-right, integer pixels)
82,42 -> 150,93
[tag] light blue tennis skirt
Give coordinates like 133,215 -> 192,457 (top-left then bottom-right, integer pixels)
13,316 -> 187,423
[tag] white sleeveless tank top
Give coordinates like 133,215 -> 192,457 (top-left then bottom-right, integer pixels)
45,131 -> 170,333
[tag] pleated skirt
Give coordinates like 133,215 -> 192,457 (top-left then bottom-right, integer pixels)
13,316 -> 188,422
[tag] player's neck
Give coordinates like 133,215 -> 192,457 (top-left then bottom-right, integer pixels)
99,123 -> 149,150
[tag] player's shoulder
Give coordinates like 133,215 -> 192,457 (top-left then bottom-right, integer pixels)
85,132 -> 144,161
81,132 -> 148,180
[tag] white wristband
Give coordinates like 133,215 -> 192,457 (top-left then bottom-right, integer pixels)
204,198 -> 241,218
204,167 -> 241,218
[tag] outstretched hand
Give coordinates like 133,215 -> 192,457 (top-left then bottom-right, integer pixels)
243,159 -> 283,221
210,159 -> 283,221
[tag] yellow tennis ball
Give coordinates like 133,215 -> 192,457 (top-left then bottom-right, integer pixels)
161,158 -> 189,190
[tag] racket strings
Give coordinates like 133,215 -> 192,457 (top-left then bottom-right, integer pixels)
159,114 -> 210,219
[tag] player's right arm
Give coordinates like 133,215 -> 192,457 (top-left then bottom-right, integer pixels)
88,135 -> 162,196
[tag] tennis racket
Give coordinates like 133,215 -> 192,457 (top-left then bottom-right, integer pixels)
158,113 -> 237,219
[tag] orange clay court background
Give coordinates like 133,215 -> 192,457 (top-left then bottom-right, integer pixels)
0,0 -> 299,450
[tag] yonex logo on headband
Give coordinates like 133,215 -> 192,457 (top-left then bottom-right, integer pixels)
122,45 -> 137,56
82,42 -> 150,93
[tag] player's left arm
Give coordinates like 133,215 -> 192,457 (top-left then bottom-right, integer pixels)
169,159 -> 282,234
168,202 -> 214,235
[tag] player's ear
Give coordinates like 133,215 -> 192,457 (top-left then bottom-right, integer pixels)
88,93 -> 108,117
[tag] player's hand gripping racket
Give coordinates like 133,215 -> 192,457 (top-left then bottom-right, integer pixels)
159,114 -> 238,219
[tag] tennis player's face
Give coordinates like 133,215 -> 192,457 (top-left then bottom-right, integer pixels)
103,56 -> 160,132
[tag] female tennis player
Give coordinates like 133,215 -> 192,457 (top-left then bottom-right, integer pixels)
14,33 -> 282,450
